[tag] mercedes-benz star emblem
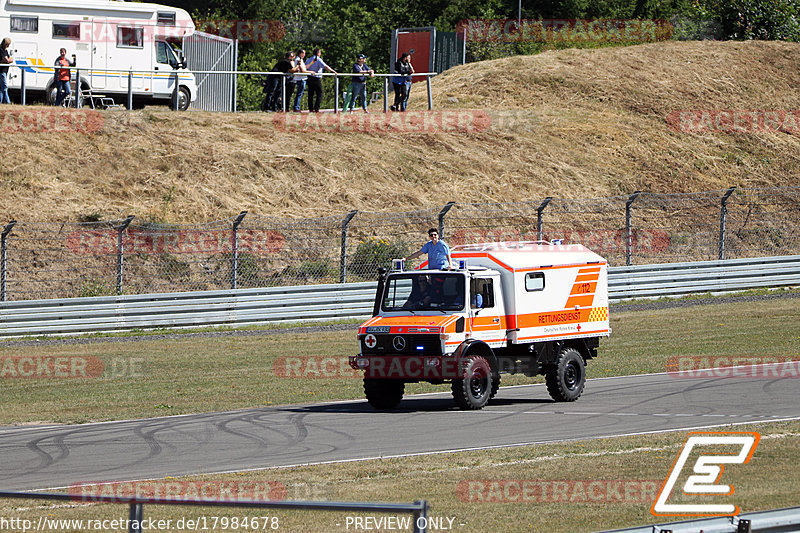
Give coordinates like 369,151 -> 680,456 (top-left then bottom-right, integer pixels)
392,336 -> 406,351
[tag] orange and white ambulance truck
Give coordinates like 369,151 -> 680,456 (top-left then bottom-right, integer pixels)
350,241 -> 610,410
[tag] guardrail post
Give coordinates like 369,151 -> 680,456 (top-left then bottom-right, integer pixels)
413,499 -> 429,533
116,216 -> 134,295
128,502 -> 143,533
383,76 -> 389,112
231,211 -> 248,289
438,202 -> 456,240
127,71 -> 133,110
625,191 -> 641,266
340,210 -> 358,283
20,68 -> 26,105
719,187 -> 736,260
281,75 -> 287,112
536,197 -> 553,241
334,75 -> 340,114
426,75 -> 433,110
1,221 -> 17,302
172,72 -> 179,110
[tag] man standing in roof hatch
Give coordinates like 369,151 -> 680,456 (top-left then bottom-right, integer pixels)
404,228 -> 453,270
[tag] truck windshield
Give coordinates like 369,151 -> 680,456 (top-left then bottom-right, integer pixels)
382,273 -> 465,312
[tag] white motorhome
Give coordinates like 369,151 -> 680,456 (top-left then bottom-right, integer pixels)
0,0 -> 198,109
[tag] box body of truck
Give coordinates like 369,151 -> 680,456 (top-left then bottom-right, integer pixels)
350,241 -> 610,410
1,0 -> 198,109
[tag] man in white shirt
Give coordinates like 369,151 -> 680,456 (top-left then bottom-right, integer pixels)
304,48 -> 337,112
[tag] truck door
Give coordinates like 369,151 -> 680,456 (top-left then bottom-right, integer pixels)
91,18 -> 108,89
111,23 -> 148,93
152,41 -> 178,97
469,276 -> 505,345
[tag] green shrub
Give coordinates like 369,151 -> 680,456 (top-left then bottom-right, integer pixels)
348,237 -> 411,279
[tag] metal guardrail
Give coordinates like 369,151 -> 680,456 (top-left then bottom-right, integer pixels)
599,505 -> 800,532
0,491 -> 429,533
0,255 -> 798,338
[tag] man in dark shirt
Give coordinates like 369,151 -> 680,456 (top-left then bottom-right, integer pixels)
262,51 -> 297,112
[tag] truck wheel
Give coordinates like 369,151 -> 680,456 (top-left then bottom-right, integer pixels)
364,378 -> 404,410
172,87 -> 191,111
545,347 -> 586,402
452,355 -> 493,410
489,374 -> 501,401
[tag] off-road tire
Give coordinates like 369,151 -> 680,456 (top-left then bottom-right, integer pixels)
489,374 -> 500,400
451,355 -> 494,410
545,347 -> 586,402
364,378 -> 404,410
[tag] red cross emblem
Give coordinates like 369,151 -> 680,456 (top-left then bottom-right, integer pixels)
364,334 -> 377,348
576,324 -> 582,332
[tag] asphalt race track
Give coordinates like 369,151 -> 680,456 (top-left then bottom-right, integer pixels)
1,372 -> 799,491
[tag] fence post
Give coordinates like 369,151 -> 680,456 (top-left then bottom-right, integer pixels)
231,211 -> 248,289
334,74 -> 340,113
116,216 -> 134,295
1,221 -> 17,302
281,75 -> 286,112
340,210 -> 358,283
75,68 -> 81,108
426,75 -> 433,110
536,197 -> 553,241
128,502 -> 143,533
719,187 -> 736,260
20,68 -> 26,106
438,202 -> 455,239
625,191 -> 641,266
383,76 -> 389,112
172,72 -> 179,110
127,71 -> 133,110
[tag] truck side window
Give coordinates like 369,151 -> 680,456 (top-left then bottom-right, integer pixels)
525,272 -> 545,291
470,278 -> 494,309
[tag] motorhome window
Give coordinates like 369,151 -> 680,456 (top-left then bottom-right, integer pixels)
525,272 -> 545,292
382,273 -> 465,312
53,22 -> 80,40
157,12 -> 176,26
117,26 -> 144,48
11,16 -> 38,33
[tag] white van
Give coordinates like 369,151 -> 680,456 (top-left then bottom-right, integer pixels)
1,0 -> 198,109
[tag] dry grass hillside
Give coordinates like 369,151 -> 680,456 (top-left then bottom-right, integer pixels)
2,40 -> 799,223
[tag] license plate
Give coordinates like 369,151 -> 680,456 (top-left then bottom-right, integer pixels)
367,326 -> 390,333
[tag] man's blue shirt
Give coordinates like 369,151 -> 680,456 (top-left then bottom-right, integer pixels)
421,241 -> 450,269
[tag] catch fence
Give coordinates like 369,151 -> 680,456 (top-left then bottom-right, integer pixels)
1,187 -> 798,301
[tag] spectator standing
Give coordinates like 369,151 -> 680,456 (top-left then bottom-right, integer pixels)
347,54 -> 373,113
403,228 -> 452,270
54,47 -> 76,106
305,48 -> 337,113
0,38 -> 12,104
390,52 -> 414,112
291,49 -> 309,112
263,51 -> 297,112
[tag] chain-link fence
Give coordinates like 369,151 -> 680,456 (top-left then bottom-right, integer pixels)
2,187 -> 799,301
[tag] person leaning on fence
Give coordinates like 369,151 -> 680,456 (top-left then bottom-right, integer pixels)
347,53 -> 374,113
291,49 -> 309,112
0,38 -> 12,104
390,52 -> 414,112
262,51 -> 298,112
305,48 -> 337,113
403,228 -> 453,270
54,47 -> 76,106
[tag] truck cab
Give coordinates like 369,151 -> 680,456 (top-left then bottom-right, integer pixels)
350,241 -> 611,410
